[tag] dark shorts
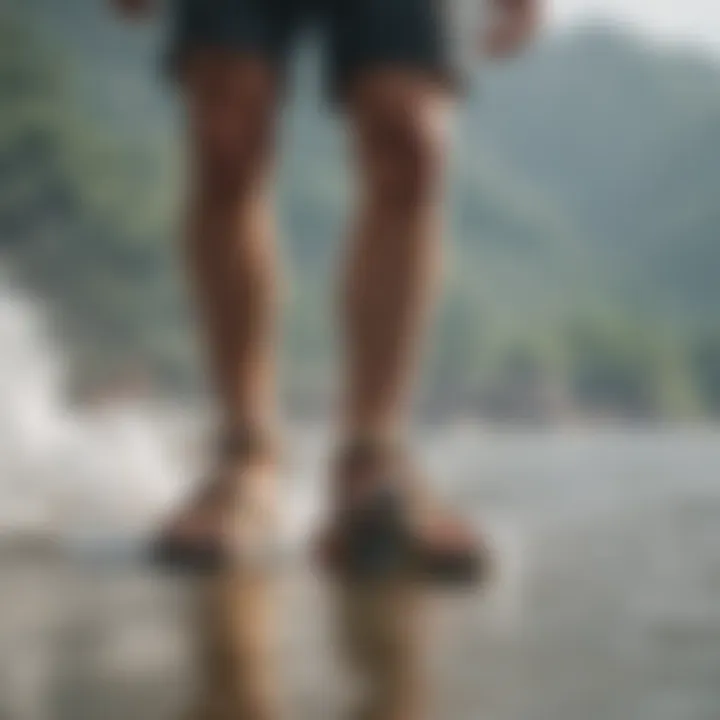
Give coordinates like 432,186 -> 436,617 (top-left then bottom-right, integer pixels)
170,0 -> 473,102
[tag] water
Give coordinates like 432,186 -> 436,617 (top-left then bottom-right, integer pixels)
1,286 -> 720,719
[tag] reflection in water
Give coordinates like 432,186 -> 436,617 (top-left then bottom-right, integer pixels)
335,580 -> 429,720
190,571 -> 430,720
190,570 -> 279,720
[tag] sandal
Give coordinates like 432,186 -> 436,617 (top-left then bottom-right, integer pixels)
316,439 -> 491,586
151,428 -> 278,574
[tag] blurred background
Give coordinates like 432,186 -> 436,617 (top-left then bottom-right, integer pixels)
1,1 -> 720,719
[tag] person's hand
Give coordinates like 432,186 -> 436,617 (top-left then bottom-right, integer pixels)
481,0 -> 542,59
111,0 -> 154,21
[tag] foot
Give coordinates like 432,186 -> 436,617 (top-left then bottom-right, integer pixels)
316,439 -> 492,587
152,430 -> 278,573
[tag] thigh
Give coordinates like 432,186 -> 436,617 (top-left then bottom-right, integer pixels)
326,0 -> 473,106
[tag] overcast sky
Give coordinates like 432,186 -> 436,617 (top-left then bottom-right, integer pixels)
552,0 -> 720,53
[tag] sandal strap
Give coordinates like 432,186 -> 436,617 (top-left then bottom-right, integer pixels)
333,436 -> 422,513
185,427 -> 276,509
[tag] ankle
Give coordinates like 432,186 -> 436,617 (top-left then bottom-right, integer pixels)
333,433 -> 408,492
340,423 -> 405,454
219,425 -> 279,466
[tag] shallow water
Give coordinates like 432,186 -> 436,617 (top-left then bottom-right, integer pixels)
2,429 -> 720,720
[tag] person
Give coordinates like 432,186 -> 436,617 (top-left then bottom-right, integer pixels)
113,2 -> 540,717
112,0 -> 540,584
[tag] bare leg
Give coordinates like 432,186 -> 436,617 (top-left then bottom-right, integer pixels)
184,52 -> 281,436
342,71 -> 451,439
330,72 -> 453,720
156,53 -> 281,556
163,52 -> 282,720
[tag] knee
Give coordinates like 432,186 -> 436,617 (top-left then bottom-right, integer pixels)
193,105 -> 275,204
358,103 -> 449,212
185,60 -> 277,204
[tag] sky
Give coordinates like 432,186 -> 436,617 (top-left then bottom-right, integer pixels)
552,0 -> 720,54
